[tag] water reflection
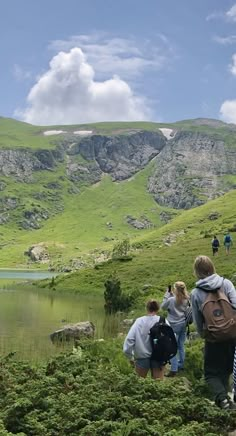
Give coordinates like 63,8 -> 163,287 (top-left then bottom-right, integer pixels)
0,286 -> 126,361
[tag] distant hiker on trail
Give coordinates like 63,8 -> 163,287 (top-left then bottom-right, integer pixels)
191,255 -> 236,410
161,281 -> 190,377
211,235 -> 220,256
123,300 -> 170,380
224,232 -> 233,255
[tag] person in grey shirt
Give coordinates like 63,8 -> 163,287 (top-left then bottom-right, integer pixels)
191,255 -> 236,410
123,300 -> 166,379
161,281 -> 190,376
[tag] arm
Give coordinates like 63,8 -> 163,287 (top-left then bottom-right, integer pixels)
224,279 -> 236,309
123,321 -> 137,360
161,291 -> 173,310
191,291 -> 205,337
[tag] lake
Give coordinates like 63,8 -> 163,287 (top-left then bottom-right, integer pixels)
0,270 -> 124,361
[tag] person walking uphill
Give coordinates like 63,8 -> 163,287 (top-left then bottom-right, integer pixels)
161,281 -> 190,376
191,255 -> 236,410
224,232 -> 233,255
123,300 -> 167,380
211,235 -> 220,256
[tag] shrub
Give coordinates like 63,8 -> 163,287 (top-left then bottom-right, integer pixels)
104,273 -> 134,313
112,238 -> 131,260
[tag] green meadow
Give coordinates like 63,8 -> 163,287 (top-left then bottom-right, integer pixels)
38,189 -> 236,300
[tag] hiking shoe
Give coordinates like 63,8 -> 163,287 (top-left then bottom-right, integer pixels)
218,399 -> 236,410
219,399 -> 230,410
165,371 -> 177,377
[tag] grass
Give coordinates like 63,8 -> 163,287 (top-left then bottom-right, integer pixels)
37,188 -> 236,298
0,160 -> 174,267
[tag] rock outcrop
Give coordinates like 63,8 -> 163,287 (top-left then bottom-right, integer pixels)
126,215 -> 154,229
50,321 -> 95,342
66,130 -> 166,181
0,149 -> 59,182
148,131 -> 236,209
25,244 -> 49,263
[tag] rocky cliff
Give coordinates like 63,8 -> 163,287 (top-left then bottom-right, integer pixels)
1,121 -> 236,232
64,130 -> 166,181
148,131 -> 236,209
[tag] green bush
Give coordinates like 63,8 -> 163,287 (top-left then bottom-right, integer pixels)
104,273 -> 134,313
0,341 -> 235,435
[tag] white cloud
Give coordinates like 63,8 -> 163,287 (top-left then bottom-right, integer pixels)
16,47 -> 150,125
226,4 -> 236,21
220,100 -> 236,123
12,64 -> 32,81
206,11 -> 224,21
229,54 -> 236,75
48,33 -> 173,80
213,35 -> 236,45
206,5 -> 236,22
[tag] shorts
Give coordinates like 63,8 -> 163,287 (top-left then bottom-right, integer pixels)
212,247 -> 218,254
135,358 -> 165,369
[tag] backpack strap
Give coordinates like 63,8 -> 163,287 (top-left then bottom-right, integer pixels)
159,315 -> 165,324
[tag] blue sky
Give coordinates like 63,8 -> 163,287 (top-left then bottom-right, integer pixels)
2,0 -> 236,125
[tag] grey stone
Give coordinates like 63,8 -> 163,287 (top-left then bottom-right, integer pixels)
26,245 -> 49,263
126,215 -> 153,230
208,211 -> 221,220
50,321 -> 95,342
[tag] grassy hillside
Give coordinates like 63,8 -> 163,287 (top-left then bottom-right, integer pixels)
0,160 -> 175,268
39,189 -> 236,298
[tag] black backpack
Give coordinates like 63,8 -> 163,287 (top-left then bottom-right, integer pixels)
149,316 -> 177,364
212,239 -> 219,248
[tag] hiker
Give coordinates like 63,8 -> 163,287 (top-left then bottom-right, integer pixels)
211,235 -> 220,256
224,232 -> 233,255
191,255 -> 236,410
161,281 -> 190,376
123,299 -> 167,379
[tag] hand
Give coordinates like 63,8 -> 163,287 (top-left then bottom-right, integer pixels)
129,360 -> 135,367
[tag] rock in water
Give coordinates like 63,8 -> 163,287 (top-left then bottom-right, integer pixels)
50,321 -> 95,342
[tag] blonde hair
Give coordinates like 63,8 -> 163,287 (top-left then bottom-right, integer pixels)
174,281 -> 189,305
193,255 -> 215,279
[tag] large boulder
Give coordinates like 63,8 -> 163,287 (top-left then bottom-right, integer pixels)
50,321 -> 95,342
25,244 -> 49,263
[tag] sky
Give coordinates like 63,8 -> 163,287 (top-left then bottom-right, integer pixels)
2,0 -> 236,125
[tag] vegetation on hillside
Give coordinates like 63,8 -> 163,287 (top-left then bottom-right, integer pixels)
37,189 -> 236,302
0,340 -> 235,436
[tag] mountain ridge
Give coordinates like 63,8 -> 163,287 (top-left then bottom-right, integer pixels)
0,117 -> 236,269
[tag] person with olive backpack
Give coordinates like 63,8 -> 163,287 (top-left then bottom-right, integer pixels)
191,255 -> 236,410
